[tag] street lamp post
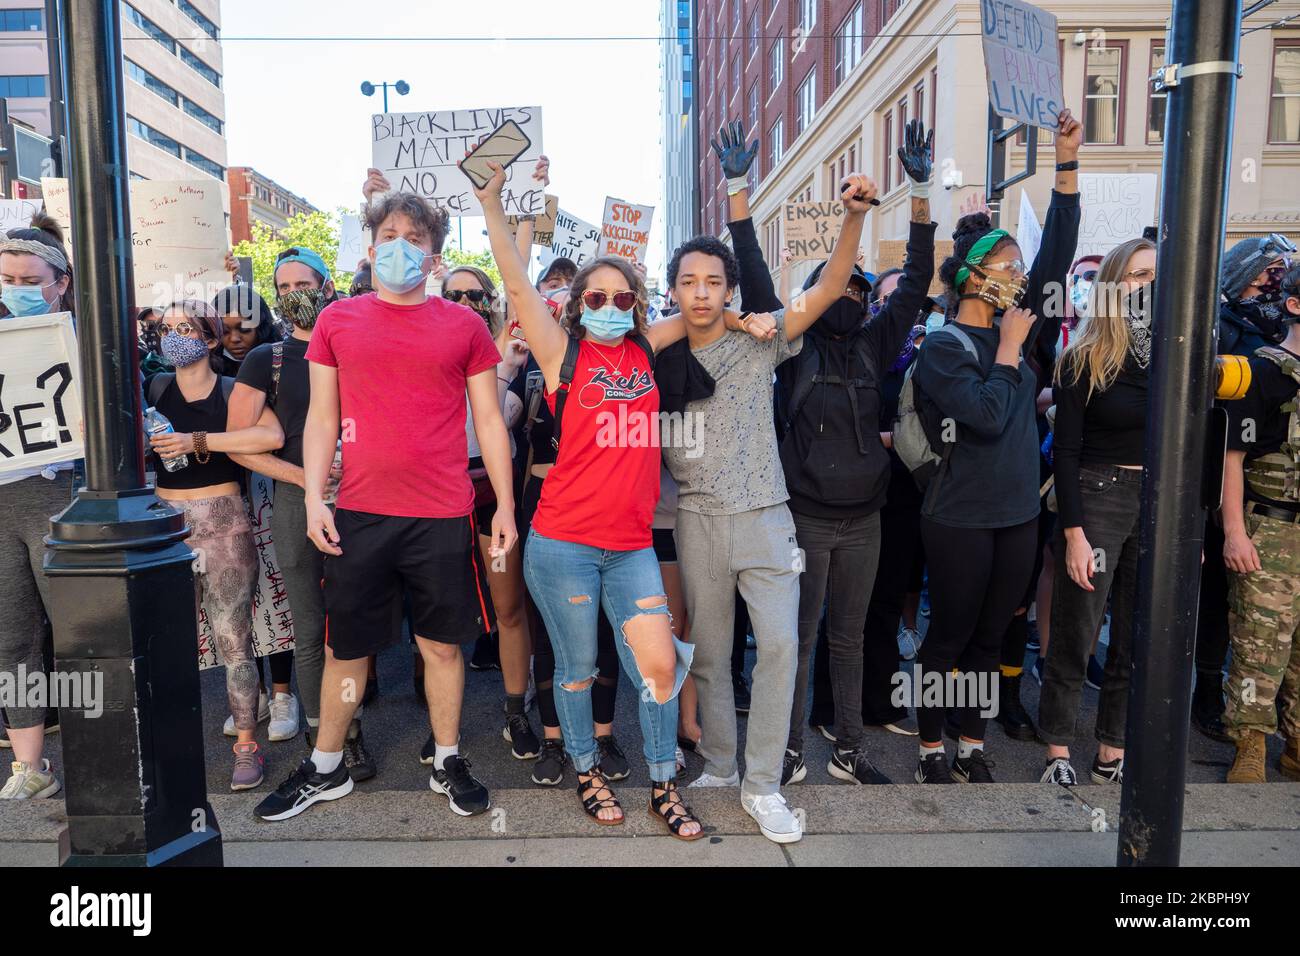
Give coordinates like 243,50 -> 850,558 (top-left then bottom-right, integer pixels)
360,79 -> 410,115
41,0 -> 220,866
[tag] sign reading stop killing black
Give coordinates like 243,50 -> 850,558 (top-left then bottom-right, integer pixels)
980,0 -> 1063,132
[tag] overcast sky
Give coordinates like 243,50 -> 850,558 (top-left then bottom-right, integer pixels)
220,0 -> 667,276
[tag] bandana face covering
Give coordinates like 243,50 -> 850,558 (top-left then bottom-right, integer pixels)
1124,284 -> 1154,369
277,288 -> 328,329
961,266 -> 1028,311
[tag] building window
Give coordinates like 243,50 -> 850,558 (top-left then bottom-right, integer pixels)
882,110 -> 893,194
797,67 -> 816,136
1148,44 -> 1167,144
896,97 -> 908,187
732,56 -> 740,98
180,47 -> 222,88
128,116 -> 181,159
183,97 -> 224,135
0,75 -> 47,97
0,8 -> 42,31
1270,40 -> 1300,144
769,34 -> 784,95
123,4 -> 175,54
880,0 -> 900,25
747,80 -> 759,134
1084,43 -> 1125,144
768,117 -> 784,173
930,67 -> 937,132
733,0 -> 742,32
125,60 -> 178,107
179,0 -> 220,40
184,149 -> 223,181
833,3 -> 863,89
748,9 -> 759,61
797,0 -> 817,32
913,82 -> 925,138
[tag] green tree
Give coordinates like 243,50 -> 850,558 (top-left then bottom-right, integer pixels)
232,208 -> 353,305
442,245 -> 501,286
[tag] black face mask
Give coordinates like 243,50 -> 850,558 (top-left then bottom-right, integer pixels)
1234,296 -> 1286,343
817,298 -> 865,338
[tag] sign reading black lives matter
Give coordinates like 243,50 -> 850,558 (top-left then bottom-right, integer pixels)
371,106 -> 545,218
979,0 -> 1064,132
0,313 -> 84,479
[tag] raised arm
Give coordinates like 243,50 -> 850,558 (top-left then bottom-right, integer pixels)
714,121 -> 783,312
786,174 -> 876,340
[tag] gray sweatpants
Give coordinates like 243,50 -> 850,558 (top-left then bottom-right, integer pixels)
0,473 -> 73,729
676,503 -> 800,796
271,482 -> 326,723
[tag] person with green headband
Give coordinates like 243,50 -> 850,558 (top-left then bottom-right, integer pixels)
908,107 -> 1083,785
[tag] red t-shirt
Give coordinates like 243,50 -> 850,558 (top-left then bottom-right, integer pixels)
305,293 -> 501,518
533,337 -> 661,551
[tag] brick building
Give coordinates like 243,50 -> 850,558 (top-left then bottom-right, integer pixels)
225,166 -> 318,245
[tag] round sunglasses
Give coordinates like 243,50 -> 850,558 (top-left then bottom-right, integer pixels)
582,289 -> 637,312
443,288 -> 488,304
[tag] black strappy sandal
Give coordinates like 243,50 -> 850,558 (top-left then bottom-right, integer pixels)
649,779 -> 705,842
577,769 -> 624,826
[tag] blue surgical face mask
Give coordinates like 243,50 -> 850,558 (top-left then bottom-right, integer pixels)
1070,278 -> 1093,317
161,332 -> 212,368
372,237 -> 431,294
581,303 -> 635,340
925,313 -> 946,335
1,282 -> 55,317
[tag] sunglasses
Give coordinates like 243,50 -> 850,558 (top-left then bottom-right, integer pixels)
582,289 -> 638,312
1124,268 -> 1156,283
158,321 -> 203,337
1075,269 -> 1099,283
444,288 -> 487,304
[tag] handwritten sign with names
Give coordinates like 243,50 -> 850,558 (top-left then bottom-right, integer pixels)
980,0 -> 1063,131
0,198 -> 43,236
371,106 -> 545,218
128,179 -> 229,310
38,178 -> 73,267
599,197 -> 655,263
783,201 -> 846,261
0,313 -> 84,479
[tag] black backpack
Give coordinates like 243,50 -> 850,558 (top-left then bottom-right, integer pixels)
551,332 -> 655,450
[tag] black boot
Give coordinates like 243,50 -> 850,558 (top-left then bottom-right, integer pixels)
1191,671 -> 1232,743
995,674 -> 1037,741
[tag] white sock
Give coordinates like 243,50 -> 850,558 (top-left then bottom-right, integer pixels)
920,742 -> 943,759
434,742 -> 459,771
312,749 -> 342,774
957,739 -> 983,759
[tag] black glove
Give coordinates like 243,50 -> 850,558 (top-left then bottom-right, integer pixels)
897,119 -> 934,185
710,120 -> 759,181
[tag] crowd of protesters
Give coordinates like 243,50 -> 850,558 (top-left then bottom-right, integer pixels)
1,104 -> 1296,845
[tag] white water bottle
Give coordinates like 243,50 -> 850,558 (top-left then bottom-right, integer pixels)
144,407 -> 189,472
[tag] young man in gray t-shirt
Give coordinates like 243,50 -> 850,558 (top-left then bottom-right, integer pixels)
661,174 -> 878,844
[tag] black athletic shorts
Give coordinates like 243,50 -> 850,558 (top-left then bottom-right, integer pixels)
323,509 -> 494,659
652,527 -> 678,563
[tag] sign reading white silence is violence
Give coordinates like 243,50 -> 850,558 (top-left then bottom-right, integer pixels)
371,106 -> 545,218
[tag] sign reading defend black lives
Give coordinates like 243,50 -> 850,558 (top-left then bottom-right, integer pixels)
980,0 -> 1064,131
0,313 -> 84,478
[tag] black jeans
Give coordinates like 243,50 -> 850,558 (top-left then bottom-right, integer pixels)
860,500 -> 924,724
1039,465 -> 1140,748
917,516 -> 1038,743
788,511 -> 881,752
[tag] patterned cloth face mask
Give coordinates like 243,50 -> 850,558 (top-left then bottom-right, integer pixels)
277,288 -> 328,329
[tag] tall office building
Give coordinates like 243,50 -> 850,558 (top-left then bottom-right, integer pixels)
1,0 -> 228,205
661,0 -> 698,262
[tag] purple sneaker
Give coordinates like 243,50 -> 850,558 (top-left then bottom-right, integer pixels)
231,741 -> 265,791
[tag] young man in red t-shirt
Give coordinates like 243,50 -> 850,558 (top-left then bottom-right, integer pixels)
256,193 -> 517,821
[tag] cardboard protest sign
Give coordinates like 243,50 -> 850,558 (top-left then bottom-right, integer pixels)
0,312 -> 84,479
599,197 -> 655,262
38,178 -> 73,266
371,106 -> 545,218
1016,188 -> 1043,269
337,213 -> 365,273
507,194 -> 559,247
198,471 -> 294,667
547,208 -> 601,268
980,0 -> 1063,131
0,197 -> 43,235
783,201 -> 846,261
1077,173 -> 1158,257
128,179 -> 229,310
875,240 -> 953,296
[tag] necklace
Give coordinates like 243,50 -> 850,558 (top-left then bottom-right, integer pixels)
588,338 -> 629,378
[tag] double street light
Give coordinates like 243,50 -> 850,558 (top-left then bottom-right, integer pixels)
360,79 -> 410,113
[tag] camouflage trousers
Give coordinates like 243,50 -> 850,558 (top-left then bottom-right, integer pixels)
1225,511 -> 1300,741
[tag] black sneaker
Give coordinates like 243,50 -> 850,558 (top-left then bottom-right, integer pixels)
419,732 -> 436,766
1041,757 -> 1078,786
1025,619 -> 1041,652
504,712 -> 540,760
782,749 -> 807,785
952,749 -> 996,783
596,734 -> 630,781
1191,674 -> 1232,744
468,632 -> 500,671
429,754 -> 490,816
828,747 -> 891,785
995,674 -> 1038,741
733,671 -> 752,715
1090,755 -> 1123,784
362,674 -> 379,706
532,738 -> 567,786
915,750 -> 957,783
255,756 -> 354,821
343,721 -> 376,782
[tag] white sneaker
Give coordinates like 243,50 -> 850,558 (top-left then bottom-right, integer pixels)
897,626 -> 922,661
267,692 -> 300,741
742,791 -> 803,844
223,689 -> 270,737
0,759 -> 61,799
688,770 -> 741,788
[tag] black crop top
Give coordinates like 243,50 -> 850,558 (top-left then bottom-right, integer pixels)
152,376 -> 243,490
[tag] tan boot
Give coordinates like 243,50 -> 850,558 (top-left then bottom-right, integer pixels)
1280,738 -> 1300,782
1226,730 -> 1267,783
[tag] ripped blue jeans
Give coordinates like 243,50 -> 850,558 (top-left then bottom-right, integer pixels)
523,530 -> 692,780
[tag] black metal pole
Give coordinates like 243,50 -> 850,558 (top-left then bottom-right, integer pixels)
1119,0 -> 1241,867
43,0 -> 65,176
42,0 -> 220,867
